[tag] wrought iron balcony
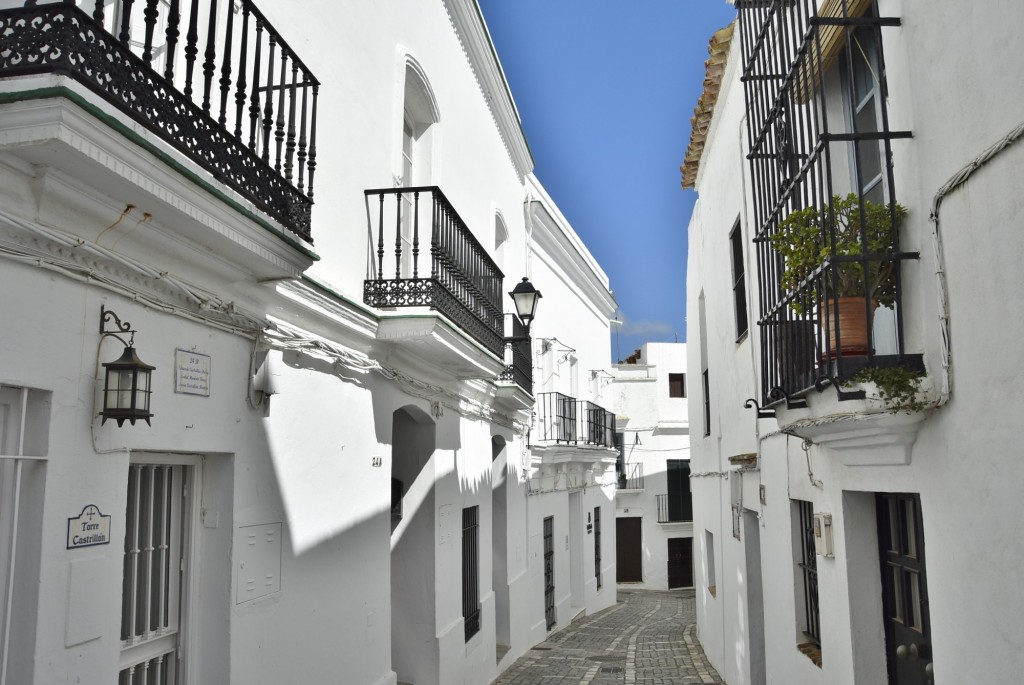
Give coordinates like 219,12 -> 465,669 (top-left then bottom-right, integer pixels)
498,315 -> 533,394
534,393 -> 614,447
364,186 -> 505,357
0,0 -> 318,242
616,462 -> 643,490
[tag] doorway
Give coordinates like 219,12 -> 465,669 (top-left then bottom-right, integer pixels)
615,517 -> 642,582
667,537 -> 693,589
877,493 -> 932,685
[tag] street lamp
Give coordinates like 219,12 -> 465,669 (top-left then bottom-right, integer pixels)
508,277 -> 542,332
99,306 -> 155,427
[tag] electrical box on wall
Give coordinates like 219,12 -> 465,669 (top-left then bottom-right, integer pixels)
813,513 -> 834,557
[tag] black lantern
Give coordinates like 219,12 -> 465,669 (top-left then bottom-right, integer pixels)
509,277 -> 542,330
99,306 -> 155,427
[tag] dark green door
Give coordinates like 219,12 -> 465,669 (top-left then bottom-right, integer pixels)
877,493 -> 933,685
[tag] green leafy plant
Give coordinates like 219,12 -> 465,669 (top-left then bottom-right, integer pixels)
848,365 -> 926,412
769,194 -> 908,314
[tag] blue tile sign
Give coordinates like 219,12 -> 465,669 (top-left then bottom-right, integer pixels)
67,505 -> 112,549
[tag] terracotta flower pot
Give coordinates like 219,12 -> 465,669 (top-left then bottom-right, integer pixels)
825,296 -> 873,357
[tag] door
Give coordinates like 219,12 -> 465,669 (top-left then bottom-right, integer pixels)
543,516 -> 555,630
667,537 -> 693,589
877,493 -> 932,685
615,517 -> 642,582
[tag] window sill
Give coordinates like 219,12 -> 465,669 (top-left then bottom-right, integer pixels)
797,641 -> 822,668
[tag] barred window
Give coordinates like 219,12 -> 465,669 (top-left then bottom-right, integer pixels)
736,0 -> 919,404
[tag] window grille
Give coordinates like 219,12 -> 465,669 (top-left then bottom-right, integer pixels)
543,516 -> 555,630
593,507 -> 602,590
702,370 -> 711,436
730,223 -> 748,339
796,500 -> 820,646
462,506 -> 480,642
119,464 -> 189,684
736,0 -> 919,404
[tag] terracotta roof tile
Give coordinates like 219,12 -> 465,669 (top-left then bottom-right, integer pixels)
681,22 -> 735,190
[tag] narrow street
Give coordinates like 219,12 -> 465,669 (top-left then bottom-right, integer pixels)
493,589 -> 724,685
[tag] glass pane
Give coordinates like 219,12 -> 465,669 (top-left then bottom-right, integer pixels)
888,499 -> 899,553
890,563 -> 904,622
855,103 -> 882,189
852,30 -> 878,102
904,499 -> 918,558
909,570 -> 923,630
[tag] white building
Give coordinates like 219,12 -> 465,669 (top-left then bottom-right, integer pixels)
609,343 -> 693,591
0,2 -> 616,684
684,2 -> 1024,685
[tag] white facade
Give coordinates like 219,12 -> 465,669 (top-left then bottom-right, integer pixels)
686,2 -> 1024,685
609,343 -> 693,591
0,2 -> 616,684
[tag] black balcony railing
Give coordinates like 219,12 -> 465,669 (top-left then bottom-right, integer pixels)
576,400 -> 614,447
499,315 -> 533,393
0,0 -> 319,241
736,0 -> 920,404
364,187 -> 505,357
534,393 -> 614,447
617,462 -> 643,490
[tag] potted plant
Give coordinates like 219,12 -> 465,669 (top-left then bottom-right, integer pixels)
770,193 -> 908,356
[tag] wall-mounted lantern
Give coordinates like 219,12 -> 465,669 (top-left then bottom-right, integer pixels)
99,306 -> 155,426
506,277 -> 542,342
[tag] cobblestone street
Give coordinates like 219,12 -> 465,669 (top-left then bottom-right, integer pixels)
493,589 -> 724,685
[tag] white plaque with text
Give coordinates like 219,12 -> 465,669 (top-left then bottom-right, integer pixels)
67,505 -> 112,549
175,349 -> 211,396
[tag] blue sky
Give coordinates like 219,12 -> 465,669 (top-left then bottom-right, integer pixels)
477,0 -> 736,361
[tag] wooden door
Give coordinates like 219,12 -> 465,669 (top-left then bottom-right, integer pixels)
877,493 -> 932,685
615,517 -> 642,582
667,537 -> 693,588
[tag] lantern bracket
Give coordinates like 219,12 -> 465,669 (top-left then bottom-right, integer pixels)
100,305 -> 136,346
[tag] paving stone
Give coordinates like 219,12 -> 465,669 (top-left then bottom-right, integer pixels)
491,589 -> 724,685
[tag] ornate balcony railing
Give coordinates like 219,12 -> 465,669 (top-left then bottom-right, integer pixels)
0,0 -> 318,241
364,186 -> 505,357
499,315 -> 533,393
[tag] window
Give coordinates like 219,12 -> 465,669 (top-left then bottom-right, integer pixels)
666,460 -> 693,522
702,369 -> 711,437
120,461 -> 193,683
794,500 -> 821,653
737,0 -> 915,402
593,507 -> 602,590
729,222 -> 748,340
668,373 -> 686,398
462,506 -> 480,641
705,530 -> 716,598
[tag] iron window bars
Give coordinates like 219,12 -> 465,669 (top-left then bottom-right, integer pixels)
797,500 -> 820,646
0,0 -> 319,242
594,507 -> 602,590
736,0 -> 919,405
462,506 -> 480,642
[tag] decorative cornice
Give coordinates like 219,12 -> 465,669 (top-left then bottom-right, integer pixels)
442,0 -> 534,180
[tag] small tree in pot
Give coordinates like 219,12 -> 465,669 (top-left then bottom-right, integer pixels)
770,193 -> 908,355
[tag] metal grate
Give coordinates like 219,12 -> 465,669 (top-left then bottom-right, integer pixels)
736,0 -> 918,403
462,506 -> 480,642
119,464 -> 187,683
797,500 -> 820,646
594,507 -> 602,590
543,516 -> 555,630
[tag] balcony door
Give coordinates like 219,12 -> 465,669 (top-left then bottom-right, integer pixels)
877,493 -> 932,685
